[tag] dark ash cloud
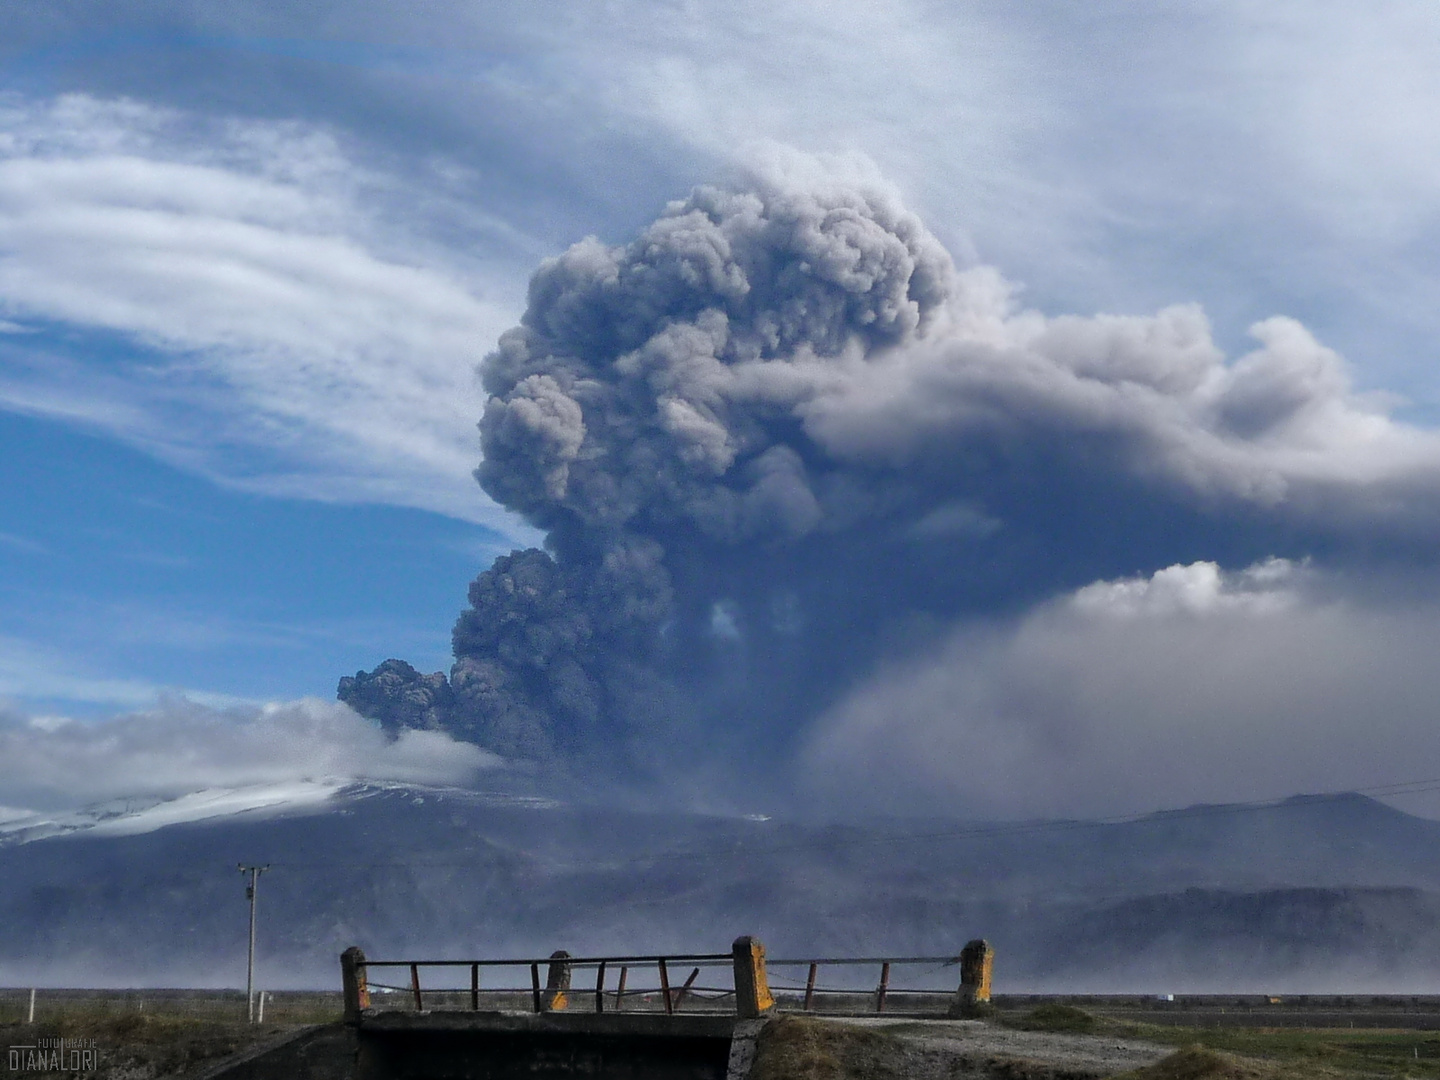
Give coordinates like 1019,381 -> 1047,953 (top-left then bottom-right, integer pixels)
341,165 -> 1440,799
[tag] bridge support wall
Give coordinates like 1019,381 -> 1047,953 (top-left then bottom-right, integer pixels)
354,1013 -> 736,1080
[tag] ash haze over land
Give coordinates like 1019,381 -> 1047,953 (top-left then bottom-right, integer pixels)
340,164 -> 1440,817
8,783 -> 1440,993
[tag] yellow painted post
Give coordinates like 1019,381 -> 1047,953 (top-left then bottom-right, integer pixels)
949,939 -> 994,1018
341,947 -> 370,1025
543,950 -> 572,1012
732,936 -> 775,1019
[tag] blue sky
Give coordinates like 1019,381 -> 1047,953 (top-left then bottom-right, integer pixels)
6,2 -> 1440,818
0,407 -> 500,709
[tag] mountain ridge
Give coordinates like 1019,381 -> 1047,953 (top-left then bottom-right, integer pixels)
3,785 -> 1439,991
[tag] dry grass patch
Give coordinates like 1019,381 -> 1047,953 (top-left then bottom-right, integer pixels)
1113,1023 -> 1440,1078
752,1015 -> 910,1080
1002,1005 -> 1101,1035
1108,1043 -> 1348,1080
1,1011 -> 295,1079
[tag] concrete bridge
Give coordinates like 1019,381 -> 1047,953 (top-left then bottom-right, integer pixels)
206,936 -> 994,1080
340,936 -> 992,1080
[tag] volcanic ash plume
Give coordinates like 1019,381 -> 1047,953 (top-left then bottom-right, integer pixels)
341,168 -> 1440,786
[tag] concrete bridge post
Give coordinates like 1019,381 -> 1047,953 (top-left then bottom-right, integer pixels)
341,946 -> 370,1025
731,936 -> 774,1019
543,950 -> 572,1011
949,939 -> 994,1018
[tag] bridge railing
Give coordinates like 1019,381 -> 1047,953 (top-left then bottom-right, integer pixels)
340,937 -> 994,1023
767,954 -> 970,1015
346,950 -> 737,1017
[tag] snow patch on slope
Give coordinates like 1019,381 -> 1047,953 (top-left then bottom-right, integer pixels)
0,779 -> 565,846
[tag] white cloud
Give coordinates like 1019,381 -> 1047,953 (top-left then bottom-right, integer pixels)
802,559 -> 1440,820
0,695 -> 498,814
519,0 -> 1043,268
1071,558 -> 1300,618
0,93 -> 528,526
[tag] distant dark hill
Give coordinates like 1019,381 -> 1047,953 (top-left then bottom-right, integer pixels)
2,785 -> 1439,992
916,792 -> 1440,899
1031,886 -> 1440,990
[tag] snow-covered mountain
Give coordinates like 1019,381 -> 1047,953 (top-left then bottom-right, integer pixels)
0,780 -> 350,845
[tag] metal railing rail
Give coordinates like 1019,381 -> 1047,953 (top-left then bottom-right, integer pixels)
354,952 -> 736,1016
766,956 -> 963,1014
360,954 -> 732,968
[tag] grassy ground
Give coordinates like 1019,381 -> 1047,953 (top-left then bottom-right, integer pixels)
3,1012 -> 278,1078
6,994 -> 1439,1079
1119,1024 -> 1440,1078
1001,1004 -> 1102,1034
1008,1003 -> 1440,1078
1107,1046 -> 1311,1079
0,993 -> 344,1078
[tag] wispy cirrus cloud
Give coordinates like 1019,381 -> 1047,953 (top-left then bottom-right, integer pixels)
0,93 -> 527,526
0,633 -> 234,710
0,531 -> 45,555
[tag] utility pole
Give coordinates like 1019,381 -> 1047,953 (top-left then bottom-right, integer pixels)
238,864 -> 269,1023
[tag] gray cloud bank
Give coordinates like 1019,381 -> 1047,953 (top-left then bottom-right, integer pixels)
342,162 -> 1440,811
0,697 -> 496,817
805,558 -> 1440,818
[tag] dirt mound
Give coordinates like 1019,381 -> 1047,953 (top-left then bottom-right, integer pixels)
752,1015 -> 907,1080
1111,1045 -> 1311,1080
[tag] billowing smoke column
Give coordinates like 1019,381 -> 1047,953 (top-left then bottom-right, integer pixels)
341,168 -> 1440,782
344,178 -> 956,774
